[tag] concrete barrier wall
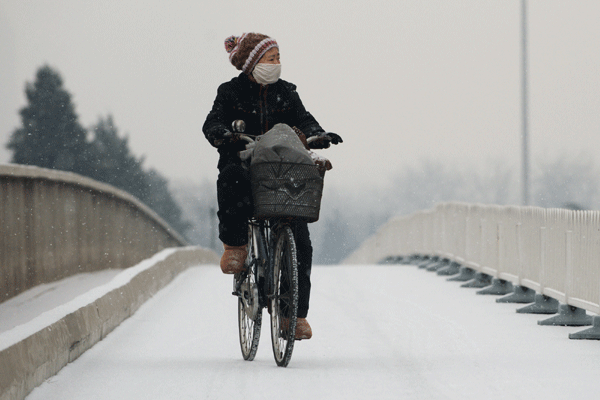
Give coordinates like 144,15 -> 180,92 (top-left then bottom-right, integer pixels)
0,246 -> 219,400
0,164 -> 188,302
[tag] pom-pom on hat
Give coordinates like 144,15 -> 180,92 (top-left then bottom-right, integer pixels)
225,33 -> 278,74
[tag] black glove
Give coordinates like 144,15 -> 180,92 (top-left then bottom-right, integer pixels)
327,132 -> 343,145
309,132 -> 343,149
209,130 -> 234,148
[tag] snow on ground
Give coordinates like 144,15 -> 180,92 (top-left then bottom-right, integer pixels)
0,269 -> 122,333
0,249 -> 179,352
24,264 -> 600,400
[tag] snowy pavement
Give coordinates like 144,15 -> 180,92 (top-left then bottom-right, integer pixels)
24,264 -> 600,400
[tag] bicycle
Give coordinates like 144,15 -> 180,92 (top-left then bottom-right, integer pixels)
229,121 -> 324,367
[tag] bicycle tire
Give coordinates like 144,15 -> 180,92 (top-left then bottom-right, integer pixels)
238,232 -> 262,361
270,225 -> 298,367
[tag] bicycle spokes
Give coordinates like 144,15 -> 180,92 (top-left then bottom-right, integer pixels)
270,226 -> 298,367
237,232 -> 262,361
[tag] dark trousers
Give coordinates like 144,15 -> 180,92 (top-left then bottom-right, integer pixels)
217,161 -> 312,318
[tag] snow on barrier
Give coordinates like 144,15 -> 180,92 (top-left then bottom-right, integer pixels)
343,202 -> 600,340
0,246 -> 219,400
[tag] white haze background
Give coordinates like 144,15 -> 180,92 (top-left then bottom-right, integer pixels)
2,1 -> 600,187
1,0 -> 600,261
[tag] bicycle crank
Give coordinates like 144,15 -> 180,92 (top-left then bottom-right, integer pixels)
240,280 -> 260,321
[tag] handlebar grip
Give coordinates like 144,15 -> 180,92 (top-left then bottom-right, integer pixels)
307,134 -> 332,144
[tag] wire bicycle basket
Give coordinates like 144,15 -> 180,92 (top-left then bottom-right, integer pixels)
250,161 -> 324,222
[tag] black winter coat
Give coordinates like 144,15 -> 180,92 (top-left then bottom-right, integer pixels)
203,73 -> 324,168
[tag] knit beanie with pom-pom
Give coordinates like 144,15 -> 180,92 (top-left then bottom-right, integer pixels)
224,33 -> 278,74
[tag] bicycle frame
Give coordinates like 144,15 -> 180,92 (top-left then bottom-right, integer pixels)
234,219 -> 271,307
250,219 -> 269,278
248,220 -> 291,299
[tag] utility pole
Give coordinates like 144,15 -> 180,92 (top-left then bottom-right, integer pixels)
521,0 -> 530,206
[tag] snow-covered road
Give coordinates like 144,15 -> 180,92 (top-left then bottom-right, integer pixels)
26,265 -> 600,400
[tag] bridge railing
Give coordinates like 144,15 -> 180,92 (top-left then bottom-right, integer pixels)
344,202 -> 600,316
0,164 -> 187,303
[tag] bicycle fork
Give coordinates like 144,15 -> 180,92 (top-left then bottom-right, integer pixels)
233,222 -> 269,311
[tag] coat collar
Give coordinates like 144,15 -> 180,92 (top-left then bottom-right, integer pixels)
238,72 -> 259,89
237,72 -> 282,90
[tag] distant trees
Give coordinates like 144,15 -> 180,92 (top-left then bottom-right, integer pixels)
387,160 -> 517,216
87,116 -> 149,202
141,169 -> 190,235
533,154 -> 600,210
318,210 -> 351,264
87,116 -> 191,235
6,65 -> 190,237
168,153 -> 600,264
170,179 -> 218,251
7,66 -> 92,175
309,155 -> 600,264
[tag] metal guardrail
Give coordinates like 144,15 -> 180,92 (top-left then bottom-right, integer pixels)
344,202 -> 600,317
0,164 -> 187,303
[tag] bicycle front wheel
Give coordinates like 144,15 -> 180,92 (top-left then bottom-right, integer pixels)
238,232 -> 262,361
270,225 -> 298,367
238,296 -> 261,360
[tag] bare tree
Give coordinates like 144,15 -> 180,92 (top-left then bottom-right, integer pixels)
533,153 -> 600,210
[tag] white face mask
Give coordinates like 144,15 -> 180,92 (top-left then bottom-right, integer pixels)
252,63 -> 281,85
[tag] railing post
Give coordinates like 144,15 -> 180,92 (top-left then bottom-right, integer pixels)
565,230 -> 572,302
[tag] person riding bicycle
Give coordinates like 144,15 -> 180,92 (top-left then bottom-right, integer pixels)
202,32 -> 342,340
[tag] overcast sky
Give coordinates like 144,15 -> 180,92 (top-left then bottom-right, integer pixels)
1,0 -> 599,192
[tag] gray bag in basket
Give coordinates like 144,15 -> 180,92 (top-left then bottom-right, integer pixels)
244,124 -> 324,222
240,123 -> 313,165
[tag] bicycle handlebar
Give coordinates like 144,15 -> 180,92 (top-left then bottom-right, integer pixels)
236,133 -> 319,144
218,120 -> 322,146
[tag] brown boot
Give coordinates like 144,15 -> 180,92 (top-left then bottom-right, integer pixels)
279,318 -> 312,339
220,244 -> 248,274
295,318 -> 312,340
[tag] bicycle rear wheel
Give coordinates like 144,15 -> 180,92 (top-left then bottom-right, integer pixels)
237,233 -> 262,361
270,225 -> 298,367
